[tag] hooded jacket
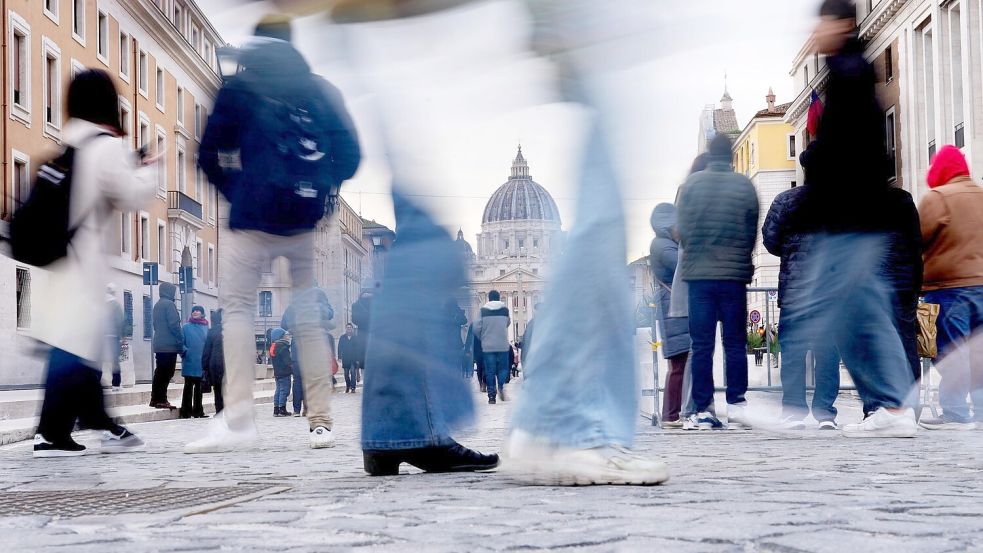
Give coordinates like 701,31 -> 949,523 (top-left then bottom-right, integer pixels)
649,203 -> 691,359
201,310 -> 225,386
152,282 -> 184,353
474,300 -> 511,353
762,186 -> 811,308
919,146 -> 983,291
198,38 -> 361,235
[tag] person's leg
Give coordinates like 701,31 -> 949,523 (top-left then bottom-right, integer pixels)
476,360 -> 486,391
292,365 -> 304,412
809,341 -> 840,423
214,384 -> 224,414
967,287 -> 983,419
778,309 -> 809,420
719,282 -> 749,406
661,352 -> 686,421
181,378 -> 195,417
152,353 -> 177,404
110,337 -> 122,388
193,378 -> 204,416
38,349 -> 89,443
483,353 -> 500,400
686,281 -> 718,413
496,352 -> 510,397
344,365 -> 354,391
926,288 -> 972,422
898,292 -> 921,383
75,361 -> 124,434
275,376 -> 290,411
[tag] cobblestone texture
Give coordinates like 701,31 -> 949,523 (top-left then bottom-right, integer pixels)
2,382 -> 983,552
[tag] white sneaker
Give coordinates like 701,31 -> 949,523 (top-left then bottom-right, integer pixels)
499,386 -> 508,402
918,416 -> 977,431
310,426 -> 335,449
503,430 -> 669,486
779,416 -> 806,430
184,414 -> 258,454
818,420 -> 838,431
727,403 -> 751,429
842,407 -> 917,438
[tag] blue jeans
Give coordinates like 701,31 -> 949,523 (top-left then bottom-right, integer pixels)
687,280 -> 749,412
291,364 -> 304,413
778,309 -> 840,422
344,364 -> 358,391
360,193 -> 473,451
483,352 -> 509,399
782,233 -> 913,411
510,119 -> 638,449
924,286 -> 983,423
274,376 -> 291,408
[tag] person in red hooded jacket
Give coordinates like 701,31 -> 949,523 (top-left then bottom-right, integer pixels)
918,145 -> 983,430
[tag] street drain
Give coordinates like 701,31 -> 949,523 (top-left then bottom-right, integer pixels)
0,485 -> 288,518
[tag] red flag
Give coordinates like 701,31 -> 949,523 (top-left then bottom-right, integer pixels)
807,89 -> 824,136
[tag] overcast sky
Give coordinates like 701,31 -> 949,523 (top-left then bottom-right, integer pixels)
200,0 -> 821,261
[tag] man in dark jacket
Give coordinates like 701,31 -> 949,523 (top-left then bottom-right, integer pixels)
189,15 -> 360,453
151,281 -> 183,409
780,0 -> 916,438
763,186 -> 840,429
677,133 -> 759,430
338,324 -> 360,393
474,290 -> 511,404
201,309 -> 225,414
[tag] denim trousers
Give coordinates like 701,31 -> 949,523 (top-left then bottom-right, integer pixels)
360,193 -> 473,450
782,233 -> 913,411
778,310 -> 840,422
344,364 -> 358,391
687,280 -> 749,412
483,352 -> 509,399
38,348 -> 122,443
274,375 -> 291,408
291,364 -> 304,413
924,286 -> 983,422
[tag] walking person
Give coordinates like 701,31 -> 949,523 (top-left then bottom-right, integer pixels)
180,306 -> 209,419
202,309 -> 225,414
104,284 -> 126,391
473,290 -> 511,404
471,327 -> 486,392
649,203 -> 691,429
338,324 -> 360,393
270,328 -> 294,417
281,287 -> 335,416
917,146 -> 983,430
676,133 -> 759,430
780,0 -> 916,437
189,15 -> 360,453
763,183 -> 841,429
151,281 -> 183,410
30,69 -> 156,456
883,186 -> 923,387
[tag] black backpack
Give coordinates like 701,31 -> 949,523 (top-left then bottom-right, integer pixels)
9,133 -> 109,267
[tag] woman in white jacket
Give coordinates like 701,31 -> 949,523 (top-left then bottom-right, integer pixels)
32,69 -> 158,458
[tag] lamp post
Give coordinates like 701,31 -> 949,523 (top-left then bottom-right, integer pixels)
216,46 -> 241,82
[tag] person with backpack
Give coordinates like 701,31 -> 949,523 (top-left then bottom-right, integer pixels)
189,15 -> 360,453
27,69 -> 158,457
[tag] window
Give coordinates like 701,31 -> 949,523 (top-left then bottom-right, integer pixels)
176,87 -> 184,125
44,0 -> 59,22
204,41 -> 213,65
956,123 -> 965,148
71,59 -> 84,79
208,245 -> 215,284
156,131 -> 166,195
143,295 -> 152,339
119,99 -> 131,142
156,67 -> 165,110
11,21 -> 30,116
533,239 -> 539,248
195,240 -> 203,277
504,239 -> 510,250
138,51 -> 148,94
11,152 -> 29,215
192,25 -> 200,51
43,42 -> 62,130
499,269 -> 506,277
788,135 -> 796,159
173,4 -> 184,35
157,223 -> 167,266
73,0 -> 86,43
138,118 -> 149,148
16,268 -> 31,329
97,11 -> 108,60
177,149 -> 186,192
120,212 -> 132,255
123,291 -> 134,338
532,268 -> 539,275
140,216 -> 150,259
194,154 -> 203,201
948,5 -> 964,146
804,65 -> 810,89
791,181 -> 797,188
210,186 -> 217,222
884,45 -> 893,81
885,108 -> 897,179
518,239 -> 525,249
194,104 -> 202,138
119,32 -> 130,79
929,140 -> 937,161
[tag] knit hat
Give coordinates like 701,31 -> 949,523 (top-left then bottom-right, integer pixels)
927,145 -> 970,188
819,0 -> 856,20
191,305 -> 205,316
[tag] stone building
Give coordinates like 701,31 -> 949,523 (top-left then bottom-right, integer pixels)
467,147 -> 563,341
0,0 -> 223,386
697,88 -> 741,154
361,218 -> 395,289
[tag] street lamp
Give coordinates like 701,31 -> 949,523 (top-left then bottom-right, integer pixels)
216,46 -> 241,81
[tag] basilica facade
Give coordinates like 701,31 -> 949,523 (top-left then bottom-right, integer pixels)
459,147 -> 563,341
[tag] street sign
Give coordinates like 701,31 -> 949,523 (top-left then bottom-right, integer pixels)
767,290 -> 778,302
178,266 -> 194,294
749,310 -> 761,324
259,291 -> 273,317
142,262 -> 159,286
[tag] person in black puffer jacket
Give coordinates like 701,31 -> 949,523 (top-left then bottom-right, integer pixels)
201,309 -> 225,414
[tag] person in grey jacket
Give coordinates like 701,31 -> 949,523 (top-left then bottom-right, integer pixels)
473,290 -> 511,404
677,133 -> 759,430
151,281 -> 184,409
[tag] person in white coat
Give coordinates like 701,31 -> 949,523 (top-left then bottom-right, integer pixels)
31,69 -> 158,458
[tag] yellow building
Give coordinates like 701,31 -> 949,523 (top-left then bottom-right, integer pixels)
732,89 -> 797,321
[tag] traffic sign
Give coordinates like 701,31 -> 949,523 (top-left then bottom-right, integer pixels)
749,310 -> 761,324
767,290 -> 778,302
178,266 -> 194,294
142,262 -> 159,286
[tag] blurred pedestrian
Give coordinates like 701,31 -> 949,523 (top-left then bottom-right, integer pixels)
270,328 -> 293,417
180,306 -> 209,419
339,323 -> 359,393
442,298 -> 468,380
471,326 -> 486,392
882,186 -> 923,388
202,309 -> 225,414
677,133 -> 759,430
649,203 -> 691,429
474,290 -> 511,404
917,146 -> 983,430
189,15 -> 360,453
104,283 -> 125,392
151,281 -> 183,410
282,287 -> 335,412
31,69 -> 156,457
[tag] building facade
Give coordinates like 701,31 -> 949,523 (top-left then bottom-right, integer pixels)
0,0 -> 224,386
361,218 -> 395,290
697,89 -> 741,154
467,147 -> 563,341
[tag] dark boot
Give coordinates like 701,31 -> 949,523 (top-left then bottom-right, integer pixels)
363,442 -> 499,476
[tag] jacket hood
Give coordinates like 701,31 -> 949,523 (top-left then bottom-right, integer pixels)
159,282 -> 177,301
927,145 -> 970,188
270,327 -> 287,342
482,300 -> 507,310
236,38 -> 311,95
650,203 -> 676,239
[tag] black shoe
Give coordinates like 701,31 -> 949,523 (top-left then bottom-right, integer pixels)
33,434 -> 86,458
479,385 -> 487,393
179,411 -> 192,419
273,407 -> 283,417
488,397 -> 496,404
363,442 -> 499,476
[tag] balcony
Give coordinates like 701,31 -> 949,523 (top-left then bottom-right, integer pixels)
167,191 -> 203,229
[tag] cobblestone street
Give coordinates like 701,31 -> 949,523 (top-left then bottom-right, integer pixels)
2,383 -> 983,552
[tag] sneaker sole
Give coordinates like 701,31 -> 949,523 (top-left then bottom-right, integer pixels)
101,443 -> 146,454
33,449 -> 86,458
507,459 -> 669,486
918,422 -> 976,431
310,440 -> 336,449
842,427 -> 917,438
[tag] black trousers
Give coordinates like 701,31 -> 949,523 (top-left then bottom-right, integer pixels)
213,383 -> 224,413
180,377 -> 204,417
151,353 -> 178,404
38,348 -> 122,443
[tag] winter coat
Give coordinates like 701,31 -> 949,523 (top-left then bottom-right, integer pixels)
337,334 -> 359,368
443,300 -> 467,358
152,282 -> 184,353
762,186 -> 814,308
181,320 -> 209,378
677,160 -> 759,282
280,288 -> 335,334
106,297 -> 125,339
473,300 -> 511,352
649,204 -> 691,359
198,38 -> 361,235
352,294 -> 372,333
881,187 -> 923,295
202,311 -> 225,387
920,175 -> 983,291
30,120 -> 154,363
270,328 -> 293,378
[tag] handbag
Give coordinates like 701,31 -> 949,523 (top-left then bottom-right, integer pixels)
916,302 -> 940,359
331,357 -> 340,376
